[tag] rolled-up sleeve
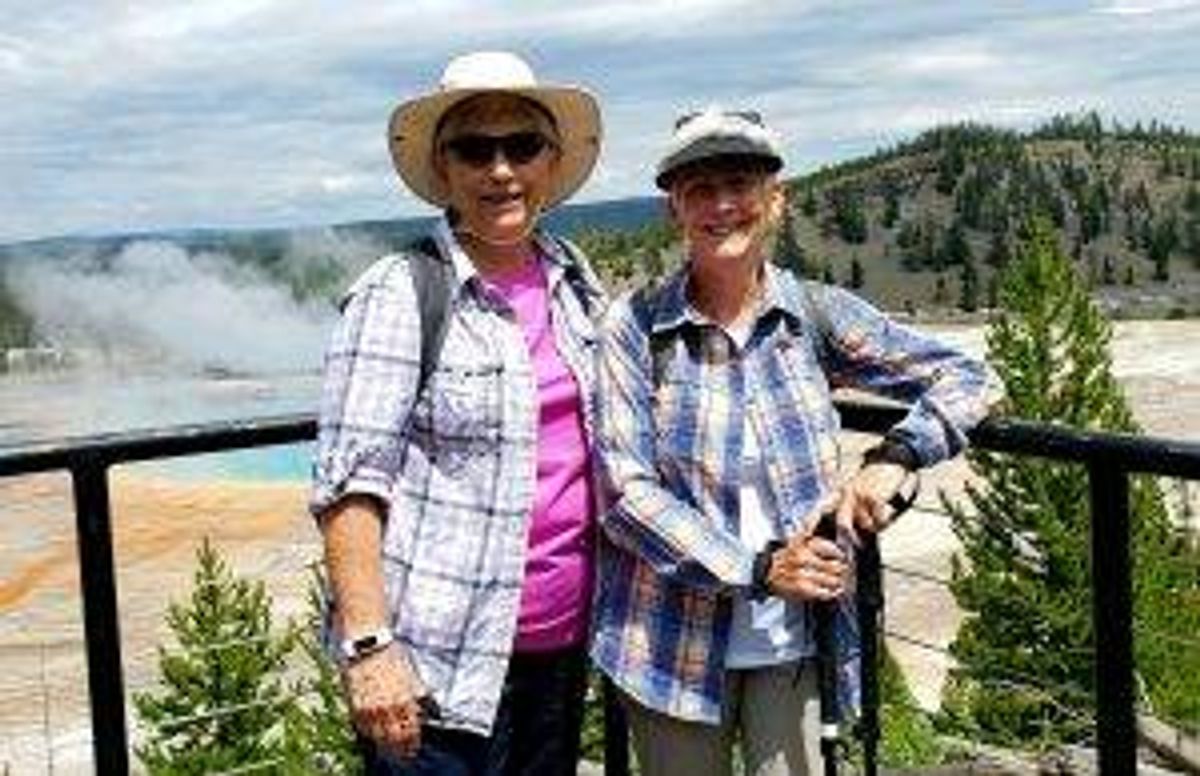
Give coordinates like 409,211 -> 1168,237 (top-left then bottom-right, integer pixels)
818,285 -> 991,465
597,297 -> 756,592
309,259 -> 420,520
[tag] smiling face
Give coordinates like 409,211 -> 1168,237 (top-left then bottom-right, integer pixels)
434,94 -> 560,246
668,158 -> 784,272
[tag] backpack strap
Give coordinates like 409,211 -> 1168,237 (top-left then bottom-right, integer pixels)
406,232 -> 595,400
629,283 -> 673,388
406,236 -> 454,401
793,278 -> 836,371
549,234 -> 603,318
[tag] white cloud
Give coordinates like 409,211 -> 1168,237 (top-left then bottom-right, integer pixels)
886,43 -> 1003,79
1095,0 -> 1200,15
119,0 -> 282,41
2,2 -> 1199,242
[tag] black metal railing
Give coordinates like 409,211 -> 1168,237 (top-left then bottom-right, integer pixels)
0,415 -> 315,776
2,402 -> 1199,775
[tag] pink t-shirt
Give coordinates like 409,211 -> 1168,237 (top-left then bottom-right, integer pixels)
483,257 -> 594,652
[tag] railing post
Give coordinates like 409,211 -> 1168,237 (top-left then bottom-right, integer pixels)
1088,462 -> 1135,775
602,676 -> 630,776
71,457 -> 129,775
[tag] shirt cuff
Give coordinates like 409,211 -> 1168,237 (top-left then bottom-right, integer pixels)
310,466 -> 393,520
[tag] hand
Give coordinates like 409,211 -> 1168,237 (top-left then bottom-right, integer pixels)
342,645 -> 428,760
766,527 -> 848,602
835,461 -> 910,545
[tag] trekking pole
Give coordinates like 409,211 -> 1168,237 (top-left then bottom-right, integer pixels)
856,531 -> 883,776
855,471 -> 917,776
813,511 -> 841,776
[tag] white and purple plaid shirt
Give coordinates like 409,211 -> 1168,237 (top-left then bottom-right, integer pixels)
310,218 -> 604,735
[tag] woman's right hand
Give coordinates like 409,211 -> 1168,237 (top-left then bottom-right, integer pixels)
766,531 -> 848,602
342,646 -> 428,760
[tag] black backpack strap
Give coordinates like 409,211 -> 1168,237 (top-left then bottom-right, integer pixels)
549,234 -> 603,317
796,280 -> 836,370
406,236 -> 454,400
629,283 -> 672,388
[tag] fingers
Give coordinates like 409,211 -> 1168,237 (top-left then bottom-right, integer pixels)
357,700 -> 423,759
344,647 -> 426,759
768,540 -> 847,602
836,462 -> 911,539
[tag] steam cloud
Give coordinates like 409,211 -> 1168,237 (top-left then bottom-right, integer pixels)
6,234 -> 381,375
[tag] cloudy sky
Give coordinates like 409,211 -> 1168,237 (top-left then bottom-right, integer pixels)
3,0 -> 1200,244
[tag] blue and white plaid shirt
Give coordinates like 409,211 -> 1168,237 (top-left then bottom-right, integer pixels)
310,218 -> 604,735
591,262 -> 989,724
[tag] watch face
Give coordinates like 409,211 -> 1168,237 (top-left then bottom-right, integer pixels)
354,634 -> 381,651
341,627 -> 393,661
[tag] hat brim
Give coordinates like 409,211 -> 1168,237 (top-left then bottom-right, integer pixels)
656,141 -> 783,191
388,86 -> 601,209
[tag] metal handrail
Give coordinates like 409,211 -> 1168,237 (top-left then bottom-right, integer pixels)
1,401 -> 1198,774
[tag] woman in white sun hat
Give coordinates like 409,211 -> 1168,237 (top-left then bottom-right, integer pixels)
311,50 -> 606,774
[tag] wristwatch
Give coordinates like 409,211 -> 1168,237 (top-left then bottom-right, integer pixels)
861,437 -> 920,471
339,626 -> 394,664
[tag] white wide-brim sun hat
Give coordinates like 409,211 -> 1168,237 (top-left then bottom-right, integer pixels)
388,51 -> 603,209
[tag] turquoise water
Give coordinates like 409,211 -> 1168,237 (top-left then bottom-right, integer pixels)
145,442 -> 313,482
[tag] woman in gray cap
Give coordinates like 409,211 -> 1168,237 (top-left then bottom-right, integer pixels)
311,51 -> 605,774
591,107 -> 989,775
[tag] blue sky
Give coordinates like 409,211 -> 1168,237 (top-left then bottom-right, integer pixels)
3,0 -> 1200,244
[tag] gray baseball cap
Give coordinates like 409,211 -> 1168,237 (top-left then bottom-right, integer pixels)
655,107 -> 784,190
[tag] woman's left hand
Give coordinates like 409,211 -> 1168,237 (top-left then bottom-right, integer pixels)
834,462 -> 909,544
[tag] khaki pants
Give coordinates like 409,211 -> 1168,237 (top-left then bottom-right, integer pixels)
623,661 -> 823,776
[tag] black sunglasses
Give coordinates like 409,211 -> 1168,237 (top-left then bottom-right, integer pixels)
441,132 -> 553,167
674,109 -> 765,130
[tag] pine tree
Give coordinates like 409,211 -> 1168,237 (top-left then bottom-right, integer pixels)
832,188 -> 869,244
984,230 -> 1010,269
942,218 -> 1200,746
958,255 -> 979,312
882,186 -> 901,229
1148,214 -> 1177,281
936,142 -> 966,194
848,256 -> 865,289
932,274 -> 949,305
775,205 -> 813,279
134,539 -> 299,774
1184,184 -> 1200,215
801,187 -> 818,217
1101,255 -> 1116,286
1186,216 -> 1200,268
941,220 -> 972,267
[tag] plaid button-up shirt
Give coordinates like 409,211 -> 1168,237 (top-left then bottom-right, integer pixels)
591,262 -> 989,724
310,218 -> 604,735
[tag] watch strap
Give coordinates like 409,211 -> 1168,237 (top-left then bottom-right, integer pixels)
750,540 -> 785,601
862,438 -> 919,471
339,626 -> 394,663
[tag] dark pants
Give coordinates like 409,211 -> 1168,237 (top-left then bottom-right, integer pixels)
361,646 -> 589,775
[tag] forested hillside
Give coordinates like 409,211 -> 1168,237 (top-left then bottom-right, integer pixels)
776,112 -> 1200,317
